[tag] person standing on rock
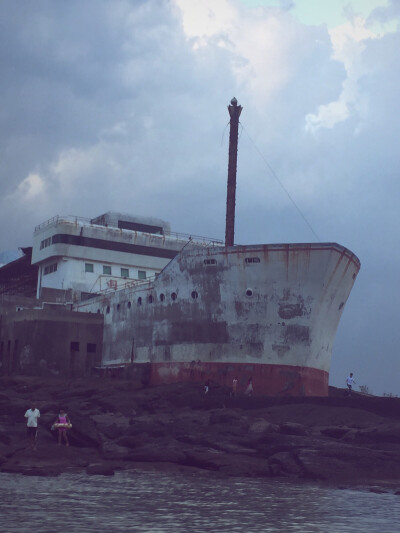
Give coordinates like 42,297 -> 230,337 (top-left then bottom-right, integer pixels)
231,377 -> 238,397
24,401 -> 40,451
245,378 -> 253,396
54,409 -> 71,446
346,373 -> 356,396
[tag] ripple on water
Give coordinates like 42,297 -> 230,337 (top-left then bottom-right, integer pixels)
0,471 -> 399,533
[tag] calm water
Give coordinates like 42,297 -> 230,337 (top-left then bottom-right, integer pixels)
0,471 -> 398,532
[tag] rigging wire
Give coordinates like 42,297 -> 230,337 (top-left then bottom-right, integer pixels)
239,122 -> 321,242
221,121 -> 230,147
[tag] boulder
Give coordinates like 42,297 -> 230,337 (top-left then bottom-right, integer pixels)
320,427 -> 351,439
101,440 -> 130,459
279,422 -> 307,436
66,414 -> 102,448
249,419 -> 278,434
86,463 -> 115,476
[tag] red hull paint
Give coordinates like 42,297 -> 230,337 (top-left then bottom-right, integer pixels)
149,362 -> 329,397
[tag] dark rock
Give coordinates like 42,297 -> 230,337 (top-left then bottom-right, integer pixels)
125,443 -> 187,464
209,409 -> 242,425
0,429 -> 11,445
320,427 -> 350,439
368,487 -> 388,494
86,464 -> 115,476
353,424 -> 400,444
267,452 -> 304,477
249,419 -> 278,434
115,436 -> 140,449
279,422 -> 307,436
103,423 -> 124,440
1,376 -> 400,488
66,414 -> 102,448
101,440 -> 130,459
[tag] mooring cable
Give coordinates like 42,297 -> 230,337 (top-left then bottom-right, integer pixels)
240,122 -> 321,242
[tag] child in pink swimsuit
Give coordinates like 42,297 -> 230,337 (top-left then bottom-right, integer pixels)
54,409 -> 71,446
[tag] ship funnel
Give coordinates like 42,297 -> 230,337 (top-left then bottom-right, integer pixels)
225,97 -> 242,247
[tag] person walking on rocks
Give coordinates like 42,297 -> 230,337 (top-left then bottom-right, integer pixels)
346,373 -> 356,396
24,401 -> 40,450
231,377 -> 238,397
54,409 -> 71,446
245,378 -> 253,396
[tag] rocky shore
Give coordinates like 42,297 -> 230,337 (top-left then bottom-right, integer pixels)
0,376 -> 399,493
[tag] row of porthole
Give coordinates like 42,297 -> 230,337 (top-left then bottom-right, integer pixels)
203,257 -> 260,266
102,290 -> 199,314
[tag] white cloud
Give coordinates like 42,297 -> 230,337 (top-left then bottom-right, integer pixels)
174,0 -> 312,102
305,16 -> 379,132
9,173 -> 46,204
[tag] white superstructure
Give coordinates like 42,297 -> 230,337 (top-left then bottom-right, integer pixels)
32,212 -> 221,302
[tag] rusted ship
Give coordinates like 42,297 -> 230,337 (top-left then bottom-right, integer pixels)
75,99 -> 360,396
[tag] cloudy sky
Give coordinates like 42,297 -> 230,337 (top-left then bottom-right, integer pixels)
1,0 -> 399,395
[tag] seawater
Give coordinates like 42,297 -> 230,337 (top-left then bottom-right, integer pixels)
0,471 -> 398,533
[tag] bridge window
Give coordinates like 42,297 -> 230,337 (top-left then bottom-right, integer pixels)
245,257 -> 260,264
204,259 -> 217,266
40,237 -> 51,250
85,263 -> 94,273
44,263 -> 57,275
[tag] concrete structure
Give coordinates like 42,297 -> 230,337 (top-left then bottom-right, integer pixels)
32,212 -> 220,302
75,242 -> 360,396
0,306 -> 103,377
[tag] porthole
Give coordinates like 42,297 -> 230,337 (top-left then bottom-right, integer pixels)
106,305 -> 110,314
171,292 -> 177,301
191,291 -> 198,299
137,297 -> 142,306
117,304 -> 121,311
245,257 -> 260,264
128,301 -> 131,309
160,293 -> 165,302
246,289 -> 253,297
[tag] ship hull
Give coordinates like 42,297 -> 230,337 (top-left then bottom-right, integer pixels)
76,242 -> 360,396
147,361 -> 328,396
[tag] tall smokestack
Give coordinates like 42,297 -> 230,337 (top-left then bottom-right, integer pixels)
225,97 -> 242,247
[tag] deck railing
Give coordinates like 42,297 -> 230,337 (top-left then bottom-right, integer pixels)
34,215 -> 223,246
